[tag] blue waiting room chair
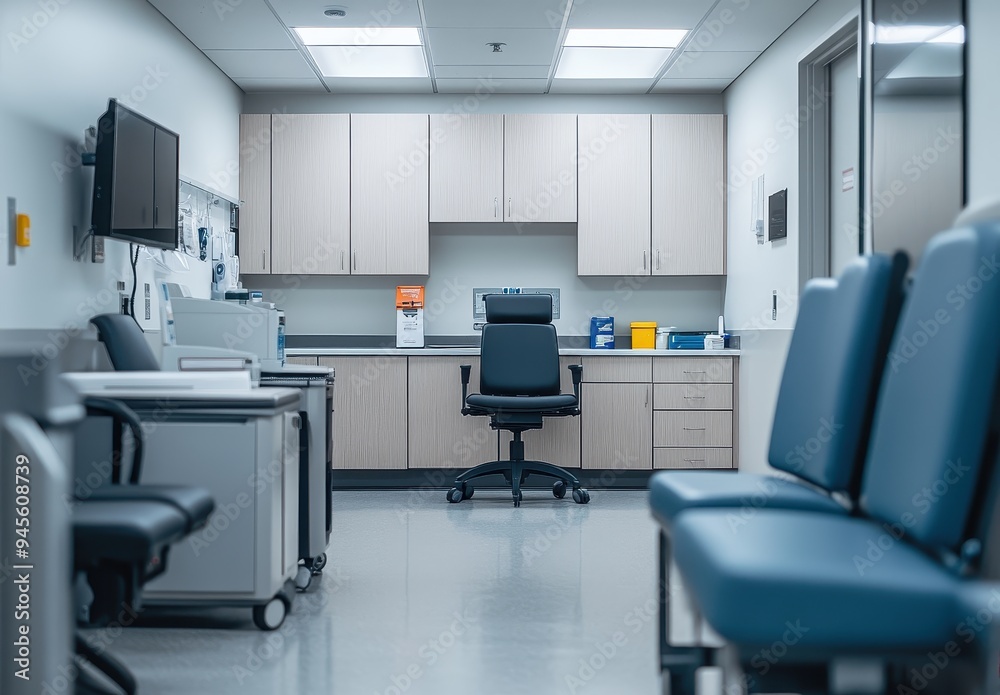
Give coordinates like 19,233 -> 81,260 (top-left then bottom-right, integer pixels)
670,224 -> 1000,694
648,252 -> 908,692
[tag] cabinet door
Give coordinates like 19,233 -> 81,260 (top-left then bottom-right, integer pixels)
407,357 -> 498,469
319,356 -> 408,469
429,114 -> 504,223
271,114 -> 350,274
581,383 -> 652,470
578,114 -> 651,276
503,114 -> 577,223
652,114 -> 726,276
238,114 -> 272,274
502,357 -> 582,470
350,114 -> 429,275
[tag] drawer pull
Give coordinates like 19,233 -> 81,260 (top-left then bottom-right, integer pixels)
684,458 -> 706,463
684,396 -> 706,400
683,370 -> 706,374
683,427 -> 706,431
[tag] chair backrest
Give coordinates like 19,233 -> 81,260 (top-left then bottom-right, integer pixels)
90,314 -> 160,371
861,224 -> 1000,553
479,294 -> 560,396
769,252 -> 908,496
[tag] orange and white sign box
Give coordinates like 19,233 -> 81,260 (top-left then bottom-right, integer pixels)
396,286 -> 425,348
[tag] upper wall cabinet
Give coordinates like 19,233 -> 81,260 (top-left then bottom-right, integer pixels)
238,114 -> 271,274
429,114 -> 504,223
428,114 -> 577,224
350,114 -> 430,275
577,114 -> 651,276
652,114 -> 726,276
504,114 -> 577,223
271,114 -> 350,275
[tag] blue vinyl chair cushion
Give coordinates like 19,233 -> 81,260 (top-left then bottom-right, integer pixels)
649,472 -> 845,528
672,508 -> 967,651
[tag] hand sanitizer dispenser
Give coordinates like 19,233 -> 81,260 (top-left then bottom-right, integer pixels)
396,286 -> 425,348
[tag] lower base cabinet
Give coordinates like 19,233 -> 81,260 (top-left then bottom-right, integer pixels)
581,382 -> 653,470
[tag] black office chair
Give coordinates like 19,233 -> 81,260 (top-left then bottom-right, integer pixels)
451,294 -> 590,507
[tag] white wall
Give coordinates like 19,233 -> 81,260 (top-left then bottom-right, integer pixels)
967,0 -> 1000,206
251,224 -> 724,337
721,0 -> 857,471
0,0 -> 243,332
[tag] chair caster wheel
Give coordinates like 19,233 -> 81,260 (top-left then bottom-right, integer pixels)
295,565 -> 312,591
572,488 -> 590,504
447,487 -> 464,503
253,594 -> 290,631
513,490 -> 523,507
310,553 -> 327,574
553,481 -> 567,499
463,485 -> 474,500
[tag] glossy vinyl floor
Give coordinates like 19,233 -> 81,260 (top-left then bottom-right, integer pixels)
96,490 -> 663,695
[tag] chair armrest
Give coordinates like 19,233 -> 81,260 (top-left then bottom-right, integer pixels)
460,364 -> 472,414
569,364 -> 583,412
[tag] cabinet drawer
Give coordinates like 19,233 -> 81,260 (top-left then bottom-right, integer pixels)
654,383 -> 732,410
654,411 -> 732,447
654,448 -> 733,469
581,356 -> 652,383
653,357 -> 732,383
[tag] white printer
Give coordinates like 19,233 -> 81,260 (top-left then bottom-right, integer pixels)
169,295 -> 285,372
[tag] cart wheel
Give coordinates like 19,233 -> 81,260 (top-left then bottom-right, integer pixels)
310,553 -> 327,574
252,596 -> 288,631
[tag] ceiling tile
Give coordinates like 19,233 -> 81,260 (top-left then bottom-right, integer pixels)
663,50 -> 761,79
549,78 -> 655,94
322,77 -> 434,93
235,77 -> 328,92
434,65 -> 550,79
147,0 -> 295,50
427,28 -> 559,66
423,0 -> 567,29
267,0 -> 421,28
652,77 -> 733,93
567,0 -> 717,30
435,78 -> 549,93
204,49 -> 317,79
685,0 -> 819,52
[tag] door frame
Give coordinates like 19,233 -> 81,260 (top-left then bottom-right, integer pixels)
797,13 -> 860,288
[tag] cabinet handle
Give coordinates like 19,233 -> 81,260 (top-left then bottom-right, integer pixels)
353,251 -> 357,271
684,459 -> 707,464
341,250 -> 345,270
508,197 -> 512,219
683,370 -> 706,374
656,249 -> 661,270
645,387 -> 649,407
494,197 -> 499,219
682,427 -> 706,431
643,250 -> 647,270
684,396 -> 706,400
262,250 -> 266,269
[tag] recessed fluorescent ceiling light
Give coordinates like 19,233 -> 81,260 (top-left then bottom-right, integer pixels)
294,27 -> 422,46
874,24 -> 965,44
307,45 -> 428,78
555,47 -> 672,79
564,28 -> 688,48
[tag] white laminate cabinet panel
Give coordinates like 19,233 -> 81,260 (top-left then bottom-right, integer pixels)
653,383 -> 733,410
503,114 -> 578,223
581,383 -> 652,469
350,114 -> 429,275
319,356 -> 408,469
577,114 -> 651,276
271,114 -> 350,274
580,356 -> 652,383
654,448 -> 733,469
653,357 -> 733,383
652,114 -> 726,276
238,114 -> 271,274
654,411 -> 733,448
429,114 -> 504,222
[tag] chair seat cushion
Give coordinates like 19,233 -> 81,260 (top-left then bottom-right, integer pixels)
466,393 -> 577,411
672,509 -> 967,651
73,500 -> 188,566
85,485 -> 214,533
649,472 -> 846,528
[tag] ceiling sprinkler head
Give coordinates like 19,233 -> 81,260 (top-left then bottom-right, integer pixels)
487,42 -> 506,53
324,6 -> 347,17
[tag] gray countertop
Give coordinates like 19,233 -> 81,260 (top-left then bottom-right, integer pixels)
287,347 -> 740,357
